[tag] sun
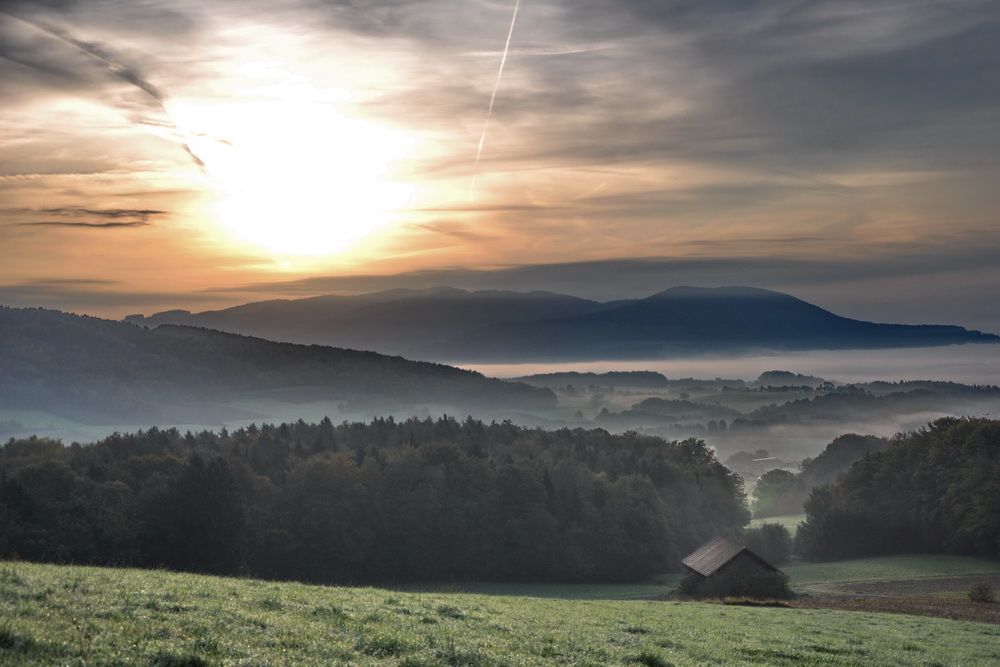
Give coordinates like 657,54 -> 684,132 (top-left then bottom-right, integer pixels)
171,93 -> 414,257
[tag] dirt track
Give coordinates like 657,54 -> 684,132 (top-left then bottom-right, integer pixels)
791,576 -> 1000,624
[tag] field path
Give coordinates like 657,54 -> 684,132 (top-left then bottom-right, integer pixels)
792,575 -> 1000,624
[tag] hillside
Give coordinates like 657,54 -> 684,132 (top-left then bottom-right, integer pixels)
124,285 -> 1000,362
0,306 -> 554,428
2,561 -> 999,666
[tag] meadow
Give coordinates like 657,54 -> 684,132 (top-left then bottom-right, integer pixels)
3,560 -> 1000,666
404,553 -> 1000,601
783,554 -> 1000,587
749,514 -> 806,532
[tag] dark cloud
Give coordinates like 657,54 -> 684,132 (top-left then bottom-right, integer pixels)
19,220 -> 150,228
210,248 -> 990,298
1,0 -> 998,334
0,5 -> 204,166
194,240 -> 1000,332
40,207 -> 164,217
0,44 -> 79,80
303,0 -> 430,35
403,222 -> 498,242
0,278 -> 231,312
3,0 -> 196,36
5,207 -> 164,228
417,204 -> 569,212
445,0 -> 1000,180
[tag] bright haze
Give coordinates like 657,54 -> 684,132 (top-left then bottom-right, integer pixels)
2,0 -> 999,333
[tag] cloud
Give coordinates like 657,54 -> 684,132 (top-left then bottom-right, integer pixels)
403,222 -> 498,242
195,240 -> 1000,332
0,4 -> 204,166
5,207 -> 164,229
19,221 -> 151,228
38,207 -> 165,218
0,0 -> 998,335
414,0 -> 1000,172
0,278 -> 232,313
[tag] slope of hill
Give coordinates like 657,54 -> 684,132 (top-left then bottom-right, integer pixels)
126,287 -> 621,359
0,306 -> 554,427
125,286 -> 999,362
3,561 -> 999,666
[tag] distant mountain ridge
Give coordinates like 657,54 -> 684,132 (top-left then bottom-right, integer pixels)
124,286 -> 999,362
0,306 -> 554,428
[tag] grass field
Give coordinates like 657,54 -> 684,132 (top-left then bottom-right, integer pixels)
783,554 -> 1000,586
396,581 -> 681,600
3,561 -> 1000,666
399,554 -> 1000,601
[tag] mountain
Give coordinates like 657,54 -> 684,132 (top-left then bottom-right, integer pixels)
0,306 -> 555,427
126,287 -> 620,359
124,286 -> 999,363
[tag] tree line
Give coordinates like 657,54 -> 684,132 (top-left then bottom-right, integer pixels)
0,416 -> 749,583
795,417 -> 1000,560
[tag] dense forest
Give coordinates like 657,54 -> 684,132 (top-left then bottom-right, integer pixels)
796,417 -> 1000,560
0,417 -> 749,584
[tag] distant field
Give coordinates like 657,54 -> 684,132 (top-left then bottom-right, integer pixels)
784,554 -> 1000,586
402,554 -> 1000,602
750,514 -> 806,531
3,561 -> 999,666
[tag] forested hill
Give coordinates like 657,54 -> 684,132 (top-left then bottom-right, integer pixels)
124,286 -> 999,363
0,306 -> 554,425
796,417 -> 1000,561
0,418 -> 749,583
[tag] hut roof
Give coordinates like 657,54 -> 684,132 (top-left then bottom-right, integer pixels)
681,537 -> 779,577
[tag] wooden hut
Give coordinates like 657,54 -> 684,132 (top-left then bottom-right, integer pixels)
680,537 -> 785,597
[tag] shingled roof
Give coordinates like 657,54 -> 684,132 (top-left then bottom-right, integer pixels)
681,537 -> 778,577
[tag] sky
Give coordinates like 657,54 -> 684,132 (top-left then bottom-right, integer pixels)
2,0 -> 999,333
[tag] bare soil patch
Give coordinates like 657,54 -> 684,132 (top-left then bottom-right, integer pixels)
791,575 -> 1000,624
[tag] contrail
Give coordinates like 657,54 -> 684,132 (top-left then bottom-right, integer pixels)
470,0 -> 521,201
1,9 -> 204,168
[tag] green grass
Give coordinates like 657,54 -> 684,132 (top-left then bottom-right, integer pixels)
395,579 -> 682,600
3,561 -> 1000,666
784,554 -> 1000,586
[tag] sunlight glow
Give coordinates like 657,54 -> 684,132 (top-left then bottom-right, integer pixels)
171,92 -> 414,257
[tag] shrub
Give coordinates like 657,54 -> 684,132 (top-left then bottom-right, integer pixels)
436,604 -> 466,619
356,632 -> 413,658
742,523 -> 793,565
634,651 -> 674,667
150,652 -> 209,667
677,572 -> 703,597
967,581 -> 995,604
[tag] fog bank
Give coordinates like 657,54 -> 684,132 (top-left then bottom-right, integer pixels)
465,344 -> 1000,386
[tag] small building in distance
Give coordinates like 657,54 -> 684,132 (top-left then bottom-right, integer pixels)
680,536 -> 789,598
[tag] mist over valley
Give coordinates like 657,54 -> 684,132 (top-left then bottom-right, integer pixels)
3,293 -> 997,470
4,1 -> 1000,660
